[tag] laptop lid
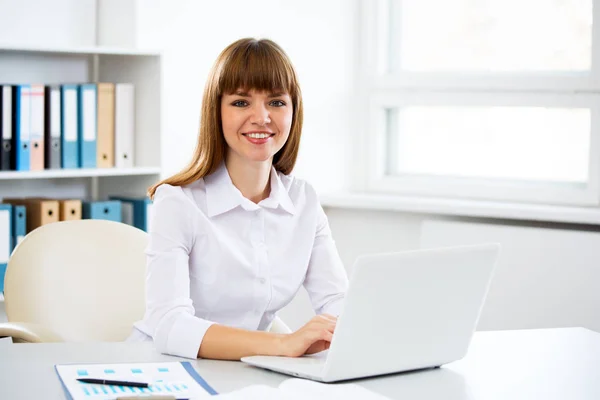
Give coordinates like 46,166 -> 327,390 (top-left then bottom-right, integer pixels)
321,243 -> 500,382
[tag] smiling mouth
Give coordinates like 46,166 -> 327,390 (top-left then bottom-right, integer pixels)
242,133 -> 276,139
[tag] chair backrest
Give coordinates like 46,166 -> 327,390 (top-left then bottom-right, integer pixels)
5,220 -> 147,342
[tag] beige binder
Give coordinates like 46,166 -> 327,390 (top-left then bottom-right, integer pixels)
3,198 -> 59,233
97,82 -> 115,168
58,199 -> 82,221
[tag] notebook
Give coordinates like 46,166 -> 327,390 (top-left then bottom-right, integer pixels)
55,361 -> 217,399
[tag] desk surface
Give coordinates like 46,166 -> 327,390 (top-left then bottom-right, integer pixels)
0,328 -> 599,399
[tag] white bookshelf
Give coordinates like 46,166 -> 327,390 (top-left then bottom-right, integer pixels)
0,167 -> 161,180
0,45 -> 162,201
0,44 -> 161,56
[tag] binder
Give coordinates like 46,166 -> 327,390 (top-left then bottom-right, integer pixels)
0,204 -> 12,293
3,198 -> 59,233
97,82 -> 115,168
12,85 -> 31,171
78,84 -> 97,168
61,85 -> 79,169
11,204 -> 26,252
109,196 -> 152,231
114,83 -> 134,168
0,85 -> 15,170
82,200 -> 121,222
44,85 -> 62,169
29,84 -> 45,171
58,199 -> 82,221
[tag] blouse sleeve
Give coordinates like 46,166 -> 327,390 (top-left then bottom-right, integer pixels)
303,199 -> 349,316
140,184 -> 215,359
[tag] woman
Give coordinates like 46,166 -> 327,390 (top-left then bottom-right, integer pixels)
129,38 -> 348,360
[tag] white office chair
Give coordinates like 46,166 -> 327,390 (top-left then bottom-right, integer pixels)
0,219 -> 291,343
0,220 -> 147,342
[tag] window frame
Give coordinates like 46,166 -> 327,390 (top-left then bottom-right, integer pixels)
360,0 -> 600,206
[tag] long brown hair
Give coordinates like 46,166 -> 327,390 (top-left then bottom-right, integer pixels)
148,38 -> 304,199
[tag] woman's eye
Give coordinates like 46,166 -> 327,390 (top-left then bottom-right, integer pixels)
232,100 -> 248,107
270,100 -> 286,107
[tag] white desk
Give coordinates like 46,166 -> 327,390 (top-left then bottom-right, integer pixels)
0,328 -> 598,399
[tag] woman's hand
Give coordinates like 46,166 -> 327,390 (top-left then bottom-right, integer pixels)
278,314 -> 337,357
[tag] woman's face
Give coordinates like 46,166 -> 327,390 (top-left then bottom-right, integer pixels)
221,88 -> 293,165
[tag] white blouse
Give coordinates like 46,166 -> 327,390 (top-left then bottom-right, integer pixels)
132,162 -> 348,359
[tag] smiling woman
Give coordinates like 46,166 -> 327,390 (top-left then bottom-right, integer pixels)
132,38 -> 348,362
148,38 -> 303,196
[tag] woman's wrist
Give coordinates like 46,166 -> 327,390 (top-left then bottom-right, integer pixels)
269,333 -> 288,357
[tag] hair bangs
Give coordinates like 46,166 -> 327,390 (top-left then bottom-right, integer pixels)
219,40 -> 297,97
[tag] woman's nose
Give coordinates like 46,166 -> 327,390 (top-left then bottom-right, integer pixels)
250,103 -> 271,126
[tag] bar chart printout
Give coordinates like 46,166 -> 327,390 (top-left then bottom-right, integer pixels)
55,362 -> 217,399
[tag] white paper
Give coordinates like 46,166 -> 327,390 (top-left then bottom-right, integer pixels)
279,378 -> 391,400
214,379 -> 391,400
55,362 -> 213,400
215,385 -> 304,400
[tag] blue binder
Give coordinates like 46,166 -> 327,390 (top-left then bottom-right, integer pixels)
61,85 -> 80,169
82,201 -> 121,223
0,204 -> 13,292
12,205 -> 26,253
13,85 -> 31,171
109,196 -> 152,232
77,84 -> 97,168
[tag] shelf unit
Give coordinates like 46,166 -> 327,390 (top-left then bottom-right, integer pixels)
0,44 -> 162,201
0,167 -> 162,180
0,44 -> 161,56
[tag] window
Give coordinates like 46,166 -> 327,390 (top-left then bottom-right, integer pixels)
391,0 -> 591,73
361,0 -> 600,206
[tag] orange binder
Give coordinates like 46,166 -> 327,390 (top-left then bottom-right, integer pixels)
97,82 -> 115,168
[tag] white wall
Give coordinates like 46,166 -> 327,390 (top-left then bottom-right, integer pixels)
0,0 -> 96,47
421,218 -> 600,333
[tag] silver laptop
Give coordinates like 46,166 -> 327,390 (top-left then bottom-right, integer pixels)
241,243 -> 500,382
